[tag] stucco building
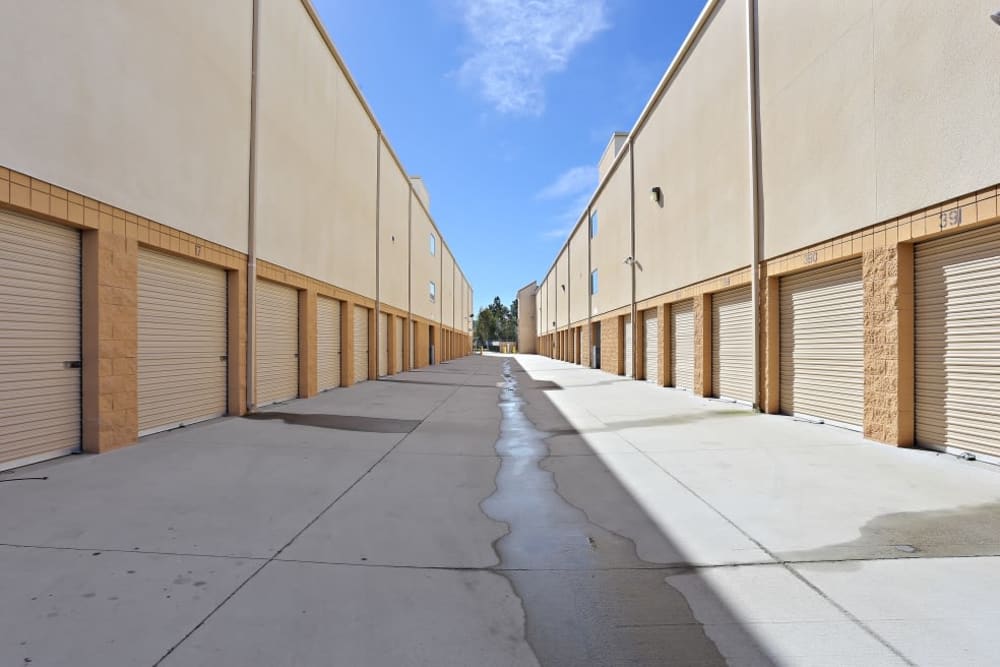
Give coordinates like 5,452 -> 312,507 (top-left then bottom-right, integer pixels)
529,0 -> 1000,460
0,1 -> 472,470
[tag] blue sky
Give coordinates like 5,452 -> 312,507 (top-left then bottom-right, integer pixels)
314,0 -> 706,313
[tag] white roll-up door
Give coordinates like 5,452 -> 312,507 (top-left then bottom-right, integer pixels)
394,317 -> 403,372
915,225 -> 1000,457
712,286 -> 753,403
780,259 -> 863,428
353,305 -> 369,383
0,212 -> 80,469
256,279 -> 298,406
317,296 -> 341,391
138,249 -> 227,435
624,315 -> 633,378
378,312 -> 389,377
644,310 -> 659,384
671,301 -> 695,390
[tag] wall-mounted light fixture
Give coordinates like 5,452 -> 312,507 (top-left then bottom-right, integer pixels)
623,256 -> 635,265
561,284 -> 566,291
992,9 -> 1000,25
552,321 -> 556,327
650,186 -> 662,205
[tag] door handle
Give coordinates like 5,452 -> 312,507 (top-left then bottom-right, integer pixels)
64,361 -> 82,369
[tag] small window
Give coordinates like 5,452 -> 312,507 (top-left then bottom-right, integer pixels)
429,281 -> 436,302
590,269 -> 599,295
589,210 -> 598,238
429,234 -> 436,256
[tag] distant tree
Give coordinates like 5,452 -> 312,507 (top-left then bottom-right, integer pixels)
474,295 -> 519,349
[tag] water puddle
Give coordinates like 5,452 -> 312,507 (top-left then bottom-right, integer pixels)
481,360 -> 733,665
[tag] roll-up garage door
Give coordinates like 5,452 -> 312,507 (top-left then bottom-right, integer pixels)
353,305 -> 369,383
138,249 -> 227,435
409,321 -> 415,368
624,315 -> 634,378
671,301 -> 694,390
256,279 -> 298,406
317,296 -> 341,391
378,313 -> 389,377
780,259 -> 863,428
394,317 -> 403,372
712,286 -> 753,403
915,225 -> 1000,457
644,310 -> 659,384
0,212 -> 80,469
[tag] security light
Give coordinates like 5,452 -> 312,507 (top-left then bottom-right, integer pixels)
992,10 -> 1000,25
650,186 -> 662,204
623,256 -> 634,265
561,284 -> 566,291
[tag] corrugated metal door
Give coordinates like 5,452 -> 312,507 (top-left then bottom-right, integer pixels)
671,301 -> 694,390
644,310 -> 658,384
624,314 -> 633,377
378,312 -> 389,376
316,296 -> 341,391
915,225 -> 1000,457
394,317 -> 403,372
353,305 -> 369,383
409,321 -> 414,368
138,249 -> 227,435
255,279 -> 298,406
712,286 -> 753,403
779,259 -> 863,428
0,212 -> 80,469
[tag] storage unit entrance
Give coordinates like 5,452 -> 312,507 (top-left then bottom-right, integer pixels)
711,286 -> 753,403
255,279 -> 299,406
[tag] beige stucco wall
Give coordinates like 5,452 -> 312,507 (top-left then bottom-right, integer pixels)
255,0 -> 377,297
0,1 -> 251,252
590,157 -> 632,317
568,220 -> 589,324
410,201 -> 439,322
517,283 -> 538,353
378,141 -> 410,311
546,272 -> 558,332
442,247 -> 455,328
555,248 -> 569,328
538,275 -> 550,334
872,1 -> 1000,221
633,0 -> 750,301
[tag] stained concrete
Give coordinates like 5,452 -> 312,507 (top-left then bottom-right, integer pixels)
0,353 -> 998,665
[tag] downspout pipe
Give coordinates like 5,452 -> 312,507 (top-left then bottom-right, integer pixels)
746,0 -> 763,411
246,0 -> 261,412
375,130 -> 382,377
628,141 -> 637,378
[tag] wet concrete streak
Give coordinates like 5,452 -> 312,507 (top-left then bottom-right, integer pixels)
243,412 -> 420,434
481,360 -> 732,666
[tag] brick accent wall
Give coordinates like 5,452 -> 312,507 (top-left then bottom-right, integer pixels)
863,246 -> 914,446
581,325 -> 591,367
600,316 -> 620,374
693,294 -> 712,396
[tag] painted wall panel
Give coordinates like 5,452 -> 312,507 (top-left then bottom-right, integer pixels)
633,0 -> 750,300
256,0 -> 377,297
0,1 -> 251,252
410,201 -> 439,322
568,220 -> 589,324
555,248 -> 569,328
590,158 -> 632,317
442,247 -> 455,328
379,141 -> 410,311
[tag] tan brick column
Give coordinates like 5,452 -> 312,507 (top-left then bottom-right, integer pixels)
600,316 -> 620,374
368,308 -> 378,378
581,324 -> 591,367
761,274 -> 780,413
298,289 -> 317,398
388,314 -> 398,374
657,303 -> 669,386
863,245 -> 914,446
226,268 -> 247,416
81,229 -> 137,453
635,313 -> 646,380
694,294 -> 712,396
402,318 -> 411,371
341,301 -> 355,387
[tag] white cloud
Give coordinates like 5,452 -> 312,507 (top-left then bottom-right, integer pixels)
536,165 -> 598,200
456,0 -> 609,116
541,190 -> 591,240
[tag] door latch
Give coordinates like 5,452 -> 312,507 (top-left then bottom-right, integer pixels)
64,361 -> 82,369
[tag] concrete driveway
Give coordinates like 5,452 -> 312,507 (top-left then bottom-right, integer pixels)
1,354 -> 998,666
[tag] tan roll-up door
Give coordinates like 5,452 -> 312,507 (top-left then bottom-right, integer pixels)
394,317 -> 403,372
138,249 -> 227,435
409,321 -> 414,368
0,212 -> 80,469
378,313 -> 388,377
353,305 -> 369,383
712,286 -> 753,403
317,296 -> 341,391
915,224 -> 1000,457
256,279 -> 298,406
624,314 -> 634,377
779,259 -> 863,428
644,310 -> 659,384
671,301 -> 694,390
